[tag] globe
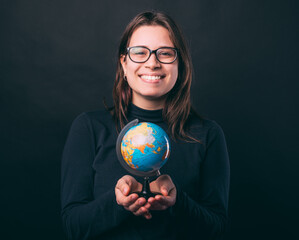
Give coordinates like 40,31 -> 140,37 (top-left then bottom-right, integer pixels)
119,121 -> 170,174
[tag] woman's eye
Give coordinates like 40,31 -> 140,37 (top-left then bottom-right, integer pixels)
131,49 -> 147,55
159,51 -> 173,57
135,51 -> 146,55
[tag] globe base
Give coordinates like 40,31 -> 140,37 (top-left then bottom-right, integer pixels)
135,177 -> 161,200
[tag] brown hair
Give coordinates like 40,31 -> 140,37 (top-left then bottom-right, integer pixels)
110,11 -> 200,142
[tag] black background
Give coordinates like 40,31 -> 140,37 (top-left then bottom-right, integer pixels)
1,0 -> 298,239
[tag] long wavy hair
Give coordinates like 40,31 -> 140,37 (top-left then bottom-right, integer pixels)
110,11 -> 200,142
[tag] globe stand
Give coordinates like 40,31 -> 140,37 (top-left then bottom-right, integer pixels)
138,177 -> 155,199
116,119 -> 169,200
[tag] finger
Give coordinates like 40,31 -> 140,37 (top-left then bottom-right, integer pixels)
122,193 -> 139,207
143,212 -> 152,220
150,175 -> 174,195
133,206 -> 151,217
145,195 -> 161,209
148,195 -> 168,208
147,197 -> 156,205
128,197 -> 147,212
118,175 -> 141,196
159,181 -> 174,196
150,195 -> 175,210
155,195 -> 170,206
149,201 -> 167,211
160,186 -> 169,196
122,175 -> 143,193
115,190 -> 137,207
116,178 -> 131,196
143,201 -> 151,210
122,186 -> 130,196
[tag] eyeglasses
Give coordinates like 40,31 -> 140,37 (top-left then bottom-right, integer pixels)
127,46 -> 178,64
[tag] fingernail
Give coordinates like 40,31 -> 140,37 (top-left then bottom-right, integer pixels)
131,195 -> 137,200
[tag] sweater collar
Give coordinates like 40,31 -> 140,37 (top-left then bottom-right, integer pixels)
127,103 -> 164,123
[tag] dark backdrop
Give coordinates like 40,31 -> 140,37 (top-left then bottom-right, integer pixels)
1,0 -> 298,239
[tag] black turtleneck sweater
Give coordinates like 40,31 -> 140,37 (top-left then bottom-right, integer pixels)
61,104 -> 230,240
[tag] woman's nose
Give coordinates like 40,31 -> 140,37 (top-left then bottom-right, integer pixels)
145,53 -> 161,69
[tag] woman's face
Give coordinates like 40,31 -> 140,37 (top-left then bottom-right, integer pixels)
121,25 -> 178,109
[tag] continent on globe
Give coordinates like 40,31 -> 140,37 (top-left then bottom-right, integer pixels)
120,122 -> 170,172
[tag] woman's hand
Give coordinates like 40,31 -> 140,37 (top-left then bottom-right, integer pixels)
148,174 -> 177,211
115,175 -> 152,219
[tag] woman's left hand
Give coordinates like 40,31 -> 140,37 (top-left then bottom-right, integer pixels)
148,174 -> 177,211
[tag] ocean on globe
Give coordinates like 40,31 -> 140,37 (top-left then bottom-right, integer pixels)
120,122 -> 170,172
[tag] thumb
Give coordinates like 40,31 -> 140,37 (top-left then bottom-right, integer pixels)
161,186 -> 169,196
122,185 -> 130,195
117,176 -> 133,196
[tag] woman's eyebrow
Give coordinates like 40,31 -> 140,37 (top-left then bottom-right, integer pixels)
129,45 -> 174,48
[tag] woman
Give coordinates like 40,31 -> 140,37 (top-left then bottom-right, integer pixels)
61,11 -> 230,240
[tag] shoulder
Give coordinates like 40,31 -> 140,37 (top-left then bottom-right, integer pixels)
188,112 -> 223,132
70,108 -> 115,132
188,114 -> 226,145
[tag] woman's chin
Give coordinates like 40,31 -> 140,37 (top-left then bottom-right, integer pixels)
133,92 -> 167,102
141,93 -> 165,100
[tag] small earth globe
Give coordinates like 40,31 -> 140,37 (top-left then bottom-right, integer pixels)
120,122 -> 170,173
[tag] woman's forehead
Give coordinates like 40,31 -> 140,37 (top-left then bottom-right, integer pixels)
128,25 -> 174,48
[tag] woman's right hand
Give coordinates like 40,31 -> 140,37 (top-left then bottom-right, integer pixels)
115,175 -> 152,219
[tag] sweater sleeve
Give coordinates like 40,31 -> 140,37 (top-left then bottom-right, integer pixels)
60,113 -> 131,240
172,123 -> 230,238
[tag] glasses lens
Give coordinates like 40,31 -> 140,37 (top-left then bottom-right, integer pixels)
129,47 -> 149,63
157,48 -> 177,63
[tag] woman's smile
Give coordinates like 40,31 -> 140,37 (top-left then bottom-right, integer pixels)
139,74 -> 166,83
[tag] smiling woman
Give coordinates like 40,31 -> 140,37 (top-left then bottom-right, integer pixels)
61,10 -> 230,240
121,25 -> 178,110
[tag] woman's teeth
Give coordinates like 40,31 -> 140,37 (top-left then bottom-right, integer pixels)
140,75 -> 162,80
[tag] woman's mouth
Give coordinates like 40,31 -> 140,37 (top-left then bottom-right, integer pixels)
139,75 -> 164,83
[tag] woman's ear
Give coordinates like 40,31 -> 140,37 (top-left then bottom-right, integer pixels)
120,55 -> 127,76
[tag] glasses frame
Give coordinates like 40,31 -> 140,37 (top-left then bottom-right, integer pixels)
126,46 -> 178,64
